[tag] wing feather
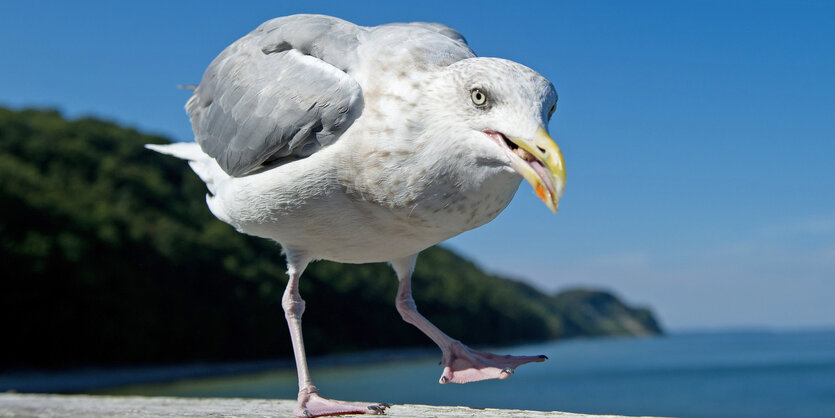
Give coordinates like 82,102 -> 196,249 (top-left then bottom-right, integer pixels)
187,15 -> 364,176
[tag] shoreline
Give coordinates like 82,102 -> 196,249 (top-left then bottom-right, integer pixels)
6,329 -> 830,395
0,346 -> 440,394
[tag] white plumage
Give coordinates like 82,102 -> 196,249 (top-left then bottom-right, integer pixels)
148,14 -> 565,417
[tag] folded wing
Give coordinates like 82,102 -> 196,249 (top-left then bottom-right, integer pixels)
186,15 -> 365,176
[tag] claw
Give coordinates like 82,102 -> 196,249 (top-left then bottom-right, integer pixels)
368,405 -> 383,414
501,367 -> 513,375
540,355 -> 549,360
303,410 -> 313,418
439,375 -> 448,384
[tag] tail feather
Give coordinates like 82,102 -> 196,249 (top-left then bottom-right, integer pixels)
146,142 -> 233,224
145,142 -> 226,195
145,142 -> 204,159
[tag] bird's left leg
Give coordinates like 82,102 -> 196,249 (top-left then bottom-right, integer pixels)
390,255 -> 547,385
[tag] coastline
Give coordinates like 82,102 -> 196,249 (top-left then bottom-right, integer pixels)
0,346 -> 439,394
7,329 -> 832,395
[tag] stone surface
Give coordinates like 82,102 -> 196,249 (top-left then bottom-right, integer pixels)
0,393 -> 649,417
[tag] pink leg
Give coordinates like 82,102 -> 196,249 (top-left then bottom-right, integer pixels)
390,256 -> 547,385
283,260 -> 389,417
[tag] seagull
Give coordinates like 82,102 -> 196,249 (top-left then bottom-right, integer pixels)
148,14 -> 565,417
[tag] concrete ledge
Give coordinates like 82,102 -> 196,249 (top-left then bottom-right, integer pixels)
0,393 -> 643,417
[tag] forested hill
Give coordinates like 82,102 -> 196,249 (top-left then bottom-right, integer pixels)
0,107 -> 662,370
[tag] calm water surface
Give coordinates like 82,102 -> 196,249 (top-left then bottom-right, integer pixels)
102,331 -> 835,417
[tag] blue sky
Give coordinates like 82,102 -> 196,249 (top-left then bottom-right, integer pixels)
2,1 -> 833,330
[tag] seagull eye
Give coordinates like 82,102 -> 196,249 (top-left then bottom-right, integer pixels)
471,89 -> 488,106
548,103 -> 557,119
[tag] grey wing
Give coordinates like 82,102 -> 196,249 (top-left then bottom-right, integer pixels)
369,21 -> 475,68
387,21 -> 469,46
187,15 -> 365,176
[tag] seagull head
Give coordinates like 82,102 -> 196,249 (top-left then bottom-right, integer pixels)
424,58 -> 566,213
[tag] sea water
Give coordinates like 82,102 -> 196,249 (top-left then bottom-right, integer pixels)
101,331 -> 835,418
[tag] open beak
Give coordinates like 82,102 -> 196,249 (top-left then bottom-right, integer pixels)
486,127 -> 566,213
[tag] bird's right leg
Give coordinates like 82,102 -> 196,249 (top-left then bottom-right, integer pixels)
390,255 -> 547,385
283,260 -> 389,417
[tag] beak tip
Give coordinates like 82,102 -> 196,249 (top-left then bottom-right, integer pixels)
545,196 -> 560,214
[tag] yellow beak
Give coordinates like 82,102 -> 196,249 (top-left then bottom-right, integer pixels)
506,128 -> 566,213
